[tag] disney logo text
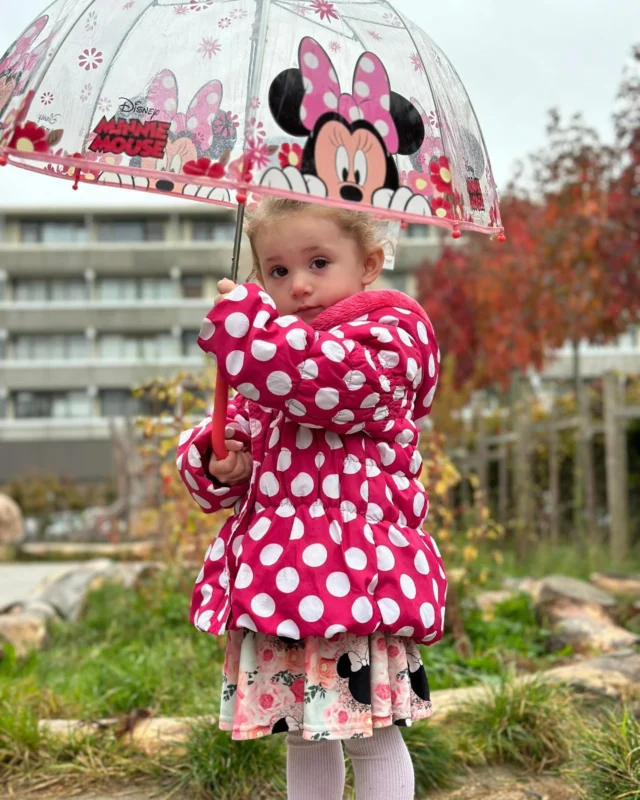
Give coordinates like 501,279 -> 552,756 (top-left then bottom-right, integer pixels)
118,97 -> 161,120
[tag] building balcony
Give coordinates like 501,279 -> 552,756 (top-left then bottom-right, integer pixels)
1,356 -> 206,391
0,298 -> 212,333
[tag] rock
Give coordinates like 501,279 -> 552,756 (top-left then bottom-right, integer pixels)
0,613 -> 47,657
129,716 -> 204,755
1,599 -> 62,622
113,562 -> 166,590
33,559 -> 120,622
591,572 -> 640,598
475,590 -> 514,612
502,576 -> 540,597
18,540 -> 156,560
0,494 -> 24,548
537,575 -> 617,609
548,616 -> 640,654
545,650 -> 640,700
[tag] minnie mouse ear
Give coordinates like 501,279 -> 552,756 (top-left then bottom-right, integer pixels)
269,68 -> 309,138
390,93 -> 425,156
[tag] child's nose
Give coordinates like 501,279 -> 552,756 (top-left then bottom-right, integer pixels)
291,275 -> 312,297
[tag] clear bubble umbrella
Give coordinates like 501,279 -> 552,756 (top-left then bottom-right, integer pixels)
0,0 -> 504,455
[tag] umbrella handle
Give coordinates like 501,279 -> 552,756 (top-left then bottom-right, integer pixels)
211,375 -> 230,461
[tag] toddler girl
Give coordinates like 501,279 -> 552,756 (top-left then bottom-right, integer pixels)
177,197 -> 446,800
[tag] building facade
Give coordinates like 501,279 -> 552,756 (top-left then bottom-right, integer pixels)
0,206 -> 440,483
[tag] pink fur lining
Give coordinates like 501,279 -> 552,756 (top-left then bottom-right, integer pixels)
312,290 -> 427,330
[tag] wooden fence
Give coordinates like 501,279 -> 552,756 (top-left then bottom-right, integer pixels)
448,372 -> 639,564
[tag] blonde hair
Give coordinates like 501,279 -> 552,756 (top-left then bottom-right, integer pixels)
244,197 -> 386,281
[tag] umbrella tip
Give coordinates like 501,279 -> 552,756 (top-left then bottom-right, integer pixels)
451,228 -> 461,240
498,232 -> 506,243
0,153 -> 7,167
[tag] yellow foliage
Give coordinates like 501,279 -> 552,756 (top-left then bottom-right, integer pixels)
463,545 -> 479,563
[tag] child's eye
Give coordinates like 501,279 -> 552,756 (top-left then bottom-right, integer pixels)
312,258 -> 329,270
270,267 -> 288,279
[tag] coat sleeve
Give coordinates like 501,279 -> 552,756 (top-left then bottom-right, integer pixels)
176,396 -> 251,514
196,283 -> 437,437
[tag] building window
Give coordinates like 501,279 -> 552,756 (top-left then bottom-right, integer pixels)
13,390 -> 92,419
182,276 -> 203,298
20,219 -> 88,243
100,389 -> 142,418
97,219 -> 165,242
183,330 -> 201,357
13,278 -> 88,302
96,277 -> 178,301
98,333 -> 180,361
405,224 -> 431,239
13,334 -> 89,361
191,218 -> 236,241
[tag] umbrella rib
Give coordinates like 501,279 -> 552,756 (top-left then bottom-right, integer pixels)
270,0 -> 358,38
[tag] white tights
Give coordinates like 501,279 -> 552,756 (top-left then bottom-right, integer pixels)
286,725 -> 415,800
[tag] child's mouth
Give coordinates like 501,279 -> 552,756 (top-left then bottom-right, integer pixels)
296,305 -> 323,322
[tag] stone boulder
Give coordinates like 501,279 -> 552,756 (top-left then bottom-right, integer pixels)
0,613 -> 47,657
475,590 -> 515,613
535,575 -> 639,654
591,572 -> 640,598
0,494 -> 24,559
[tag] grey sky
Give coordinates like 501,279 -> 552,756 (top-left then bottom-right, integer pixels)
0,0 -> 637,209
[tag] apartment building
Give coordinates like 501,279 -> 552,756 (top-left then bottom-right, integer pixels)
0,206 -> 440,482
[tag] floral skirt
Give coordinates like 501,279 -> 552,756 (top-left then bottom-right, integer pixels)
219,629 -> 433,741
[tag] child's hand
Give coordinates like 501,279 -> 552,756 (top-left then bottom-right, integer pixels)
214,279 -> 238,306
209,427 -> 252,485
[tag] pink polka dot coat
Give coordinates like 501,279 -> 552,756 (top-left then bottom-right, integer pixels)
177,283 -> 447,646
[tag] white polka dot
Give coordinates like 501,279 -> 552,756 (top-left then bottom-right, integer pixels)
415,550 -> 430,575
300,106 -> 307,122
375,119 -> 390,139
187,116 -> 199,130
432,578 -> 440,604
276,501 -> 295,518
232,535 -> 244,558
205,90 -> 220,106
439,565 -> 446,580
260,472 -> 279,497
209,537 -> 225,561
422,386 -> 437,409
345,370 -> 366,390
226,350 -> 244,376
253,309 -> 271,329
345,547 -> 367,570
367,574 -> 379,595
326,572 -> 350,597
349,105 -> 363,121
292,472 -> 314,497
274,315 -> 297,328
396,626 -> 414,637
225,312 -> 250,338
423,631 -> 439,643
360,482 -> 369,502
227,284 -> 248,301
322,474 -> 340,499
324,91 -> 338,109
299,595 -> 324,622
380,94 -> 390,111
364,524 -> 375,545
420,602 -> 435,628
304,51 -> 319,69
325,624 -> 347,638
303,543 -> 328,567
323,432 -> 340,450
251,593 -> 276,618
406,358 -> 419,381
251,340 -> 277,361
416,321 -> 429,343
414,493 -> 426,516
361,393 -> 380,410
291,518 -> 305,540
321,340 -> 346,362
276,449 -> 292,471
396,430 -> 415,446
303,76 -> 314,93
329,521 -> 342,544
187,444 -> 202,468
200,583 -> 213,605
366,504 -> 384,523
286,328 -> 307,350
236,613 -> 257,631
388,526 -> 409,547
376,545 -> 395,571
333,410 -> 355,425
373,406 -> 389,422
298,359 -> 319,380
310,500 -> 325,518
316,388 -> 340,410
277,619 -> 300,639
268,427 -> 281,449
249,517 -> 271,541
267,371 -> 293,396
260,544 -> 283,566
343,457 -> 361,475
429,354 -> 436,378
276,567 -> 300,594
340,501 -> 357,523
295,426 -> 313,450
199,318 -> 215,340
377,443 -> 396,466
378,350 -> 399,369
236,563 -> 253,589
352,596 -> 373,623
401,574 -> 417,599
378,598 -> 400,625
185,471 -> 199,491
193,493 -> 212,509
286,399 -> 307,417
195,565 -> 205,584
316,453 -> 326,469
360,56 -> 375,73
355,81 -> 370,98
392,474 -> 410,491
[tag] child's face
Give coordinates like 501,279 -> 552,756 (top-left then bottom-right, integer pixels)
253,212 -> 383,324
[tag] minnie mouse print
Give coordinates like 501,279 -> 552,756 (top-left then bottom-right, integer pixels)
261,37 -> 433,217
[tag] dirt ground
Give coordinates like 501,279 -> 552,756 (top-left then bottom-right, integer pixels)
4,768 -> 580,800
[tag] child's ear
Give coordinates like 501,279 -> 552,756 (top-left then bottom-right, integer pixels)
362,246 -> 386,287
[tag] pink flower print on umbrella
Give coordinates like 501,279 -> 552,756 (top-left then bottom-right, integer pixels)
123,1 -> 135,9
430,156 -> 452,193
78,48 -> 103,71
84,11 -> 98,31
190,0 -> 213,10
368,30 -> 383,42
79,83 -> 92,102
310,0 -> 339,22
0,14 -> 47,76
383,12 -> 403,27
407,170 -> 433,197
410,53 -> 424,73
431,196 -> 453,220
279,142 -> 303,169
218,17 -> 231,29
214,110 -> 239,138
0,14 -> 50,115
173,5 -> 188,14
245,137 -> 272,170
230,8 -> 248,19
40,91 -> 54,105
198,37 -> 221,59
328,41 -> 341,54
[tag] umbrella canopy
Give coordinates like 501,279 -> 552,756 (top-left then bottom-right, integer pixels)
0,0 -> 503,238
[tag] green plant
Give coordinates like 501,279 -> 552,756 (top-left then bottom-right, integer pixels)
452,672 -> 576,772
565,707 -> 640,799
